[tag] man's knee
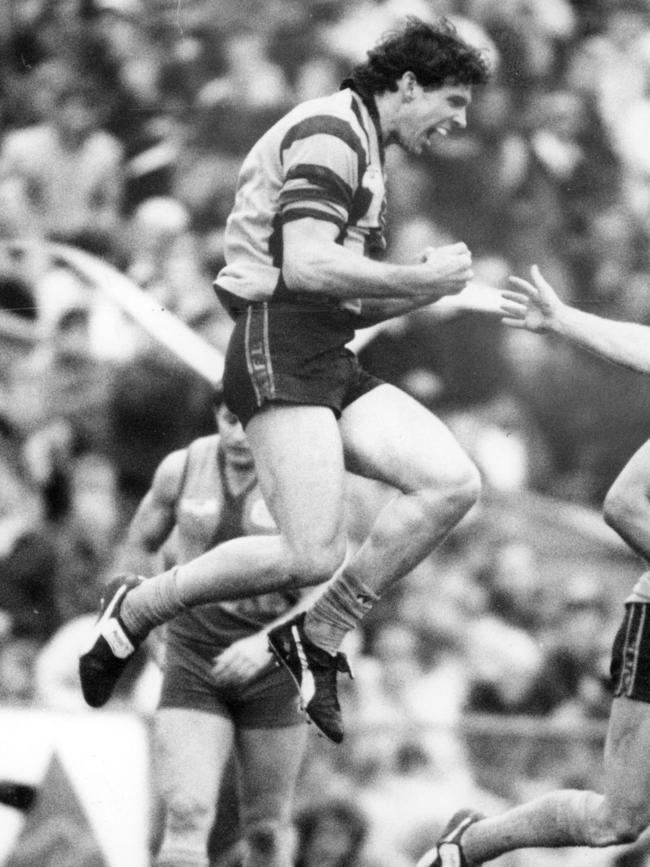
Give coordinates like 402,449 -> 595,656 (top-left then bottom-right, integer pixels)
428,459 -> 482,520
603,482 -> 638,535
288,541 -> 346,588
243,819 -> 293,864
164,790 -> 214,838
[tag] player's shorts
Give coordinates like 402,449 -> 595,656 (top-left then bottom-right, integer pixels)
216,289 -> 384,428
610,602 -> 650,703
158,637 -> 303,729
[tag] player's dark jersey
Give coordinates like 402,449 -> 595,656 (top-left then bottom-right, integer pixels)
215,83 -> 386,314
165,435 -> 300,656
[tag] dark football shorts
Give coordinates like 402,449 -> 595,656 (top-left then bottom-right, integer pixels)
158,637 -> 303,729
610,602 -> 650,703
216,290 -> 384,428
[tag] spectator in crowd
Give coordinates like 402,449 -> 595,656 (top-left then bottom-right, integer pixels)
294,795 -> 409,867
525,576 -> 614,723
566,3 -> 650,162
0,58 -> 125,257
197,23 -> 292,113
6,300 -> 114,500
124,196 -> 223,340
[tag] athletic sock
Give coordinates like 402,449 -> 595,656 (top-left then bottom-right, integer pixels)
120,568 -> 186,640
303,571 -> 380,656
463,790 -> 604,863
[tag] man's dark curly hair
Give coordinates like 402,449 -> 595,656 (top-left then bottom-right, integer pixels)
350,16 -> 491,94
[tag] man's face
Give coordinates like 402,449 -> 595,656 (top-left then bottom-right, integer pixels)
217,406 -> 255,469
393,79 -> 472,155
56,93 -> 98,141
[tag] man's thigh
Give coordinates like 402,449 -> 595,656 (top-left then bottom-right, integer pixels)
339,382 -> 474,491
154,708 -> 235,812
236,724 -> 308,825
604,696 -> 650,823
245,403 -> 347,551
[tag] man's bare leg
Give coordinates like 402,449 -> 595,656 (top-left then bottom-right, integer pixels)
123,386 -> 480,644
154,710 -> 234,867
119,404 -> 350,638
450,697 -> 650,864
419,439 -> 650,864
304,384 -> 481,653
237,725 -> 308,867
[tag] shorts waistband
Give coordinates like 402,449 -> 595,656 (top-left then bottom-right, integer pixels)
214,285 -> 351,318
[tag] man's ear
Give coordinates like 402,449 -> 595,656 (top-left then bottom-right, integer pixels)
400,70 -> 417,101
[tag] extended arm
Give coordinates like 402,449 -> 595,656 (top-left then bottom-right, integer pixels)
112,449 -> 186,576
502,265 -> 650,374
282,217 -> 473,302
355,279 -> 518,326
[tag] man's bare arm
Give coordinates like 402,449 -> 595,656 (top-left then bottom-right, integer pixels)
112,449 -> 186,575
502,265 -> 650,374
282,217 -> 473,301
355,280 -> 518,326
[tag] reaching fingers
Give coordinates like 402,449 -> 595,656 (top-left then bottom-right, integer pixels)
500,299 -> 528,319
501,288 -> 530,304
499,288 -> 529,316
507,276 -> 538,297
530,263 -> 550,288
501,316 -> 527,330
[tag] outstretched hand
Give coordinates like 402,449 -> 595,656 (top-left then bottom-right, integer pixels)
500,265 -> 565,333
450,280 -> 521,316
432,278 -> 534,319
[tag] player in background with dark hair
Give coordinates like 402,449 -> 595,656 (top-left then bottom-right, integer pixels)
80,17 -> 503,744
112,393 -> 311,867
417,267 -> 650,866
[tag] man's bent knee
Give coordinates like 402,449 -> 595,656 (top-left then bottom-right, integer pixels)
287,543 -> 346,588
428,461 -> 481,521
603,485 -> 636,534
455,462 -> 482,510
243,819 -> 294,865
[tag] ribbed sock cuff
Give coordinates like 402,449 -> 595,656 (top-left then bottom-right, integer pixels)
121,567 -> 184,639
305,572 -> 380,654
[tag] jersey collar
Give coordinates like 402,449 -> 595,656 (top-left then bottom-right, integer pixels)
340,77 -> 385,165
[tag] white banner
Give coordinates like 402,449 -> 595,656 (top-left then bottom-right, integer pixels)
0,708 -> 149,867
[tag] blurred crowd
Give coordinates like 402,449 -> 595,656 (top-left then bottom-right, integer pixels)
1,0 -> 650,864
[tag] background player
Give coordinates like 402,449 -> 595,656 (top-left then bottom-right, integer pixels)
112,392 -> 312,867
417,266 -> 650,865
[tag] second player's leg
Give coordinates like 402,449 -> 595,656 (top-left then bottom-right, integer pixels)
459,698 -> 650,862
154,709 -> 234,867
236,724 -> 308,867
